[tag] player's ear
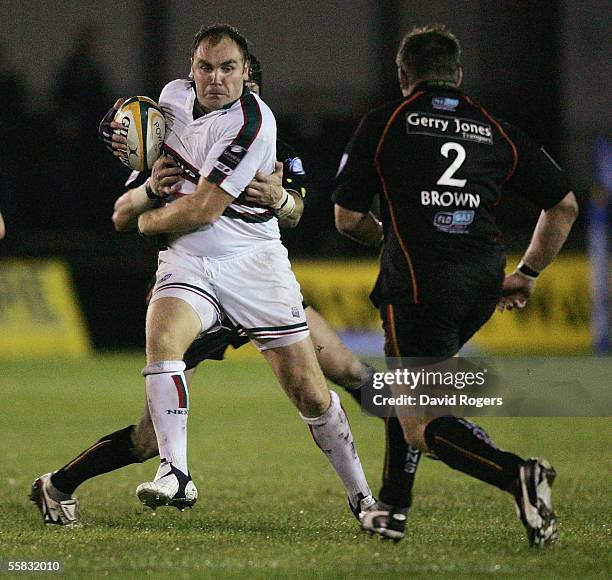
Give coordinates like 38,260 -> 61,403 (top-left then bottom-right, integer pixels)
455,66 -> 463,87
397,66 -> 409,92
189,57 -> 195,79
242,59 -> 249,80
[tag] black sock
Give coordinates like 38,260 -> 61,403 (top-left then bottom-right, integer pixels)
51,426 -> 145,495
424,416 -> 522,492
378,417 -> 421,508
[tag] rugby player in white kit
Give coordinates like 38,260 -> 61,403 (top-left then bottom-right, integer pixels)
128,24 -> 374,518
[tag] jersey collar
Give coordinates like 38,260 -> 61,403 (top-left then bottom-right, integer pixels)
220,85 -> 251,111
411,80 -> 461,95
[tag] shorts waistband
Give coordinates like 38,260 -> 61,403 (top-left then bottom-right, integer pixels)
165,240 -> 283,263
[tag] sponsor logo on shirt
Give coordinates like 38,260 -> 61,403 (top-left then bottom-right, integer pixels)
433,210 -> 475,233
405,112 -> 493,144
214,144 -> 249,176
432,97 -> 459,111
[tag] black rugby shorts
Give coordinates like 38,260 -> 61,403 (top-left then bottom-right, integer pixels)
380,298 -> 497,359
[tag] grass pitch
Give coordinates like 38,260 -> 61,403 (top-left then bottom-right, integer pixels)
0,353 -> 610,578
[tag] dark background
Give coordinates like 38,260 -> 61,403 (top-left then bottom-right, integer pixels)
0,0 -> 609,348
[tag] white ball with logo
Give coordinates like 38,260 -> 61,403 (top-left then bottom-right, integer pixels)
114,96 -> 166,171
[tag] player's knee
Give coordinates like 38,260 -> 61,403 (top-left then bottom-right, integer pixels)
146,328 -> 185,361
286,371 -> 330,417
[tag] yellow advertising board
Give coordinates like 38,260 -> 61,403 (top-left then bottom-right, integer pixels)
291,255 -> 591,354
0,259 -> 91,358
201,254 -> 592,360
293,260 -> 380,330
475,255 -> 591,353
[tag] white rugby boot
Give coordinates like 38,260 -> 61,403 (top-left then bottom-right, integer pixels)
30,472 -> 81,527
136,460 -> 197,511
514,457 -> 558,547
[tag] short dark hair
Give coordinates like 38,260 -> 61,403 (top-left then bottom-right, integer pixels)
248,53 -> 262,91
191,23 -> 249,63
396,24 -> 461,82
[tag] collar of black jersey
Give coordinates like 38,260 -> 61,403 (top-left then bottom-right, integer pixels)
410,80 -> 461,96
191,82 -> 251,119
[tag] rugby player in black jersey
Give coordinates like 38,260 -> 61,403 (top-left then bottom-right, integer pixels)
30,55 -> 382,527
334,25 -> 578,546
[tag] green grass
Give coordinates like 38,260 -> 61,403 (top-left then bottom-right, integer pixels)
0,354 -> 610,578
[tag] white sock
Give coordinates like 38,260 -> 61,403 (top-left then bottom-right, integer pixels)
300,390 -> 372,507
142,361 -> 189,475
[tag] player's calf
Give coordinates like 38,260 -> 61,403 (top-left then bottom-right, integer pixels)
131,407 -> 160,461
263,339 -> 374,516
301,390 -> 374,515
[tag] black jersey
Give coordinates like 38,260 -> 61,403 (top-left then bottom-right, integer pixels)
333,82 -> 570,306
234,138 -> 308,208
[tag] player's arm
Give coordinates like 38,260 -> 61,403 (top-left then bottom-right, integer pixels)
244,161 -> 304,228
0,210 -> 5,240
498,123 -> 579,310
521,190 -> 578,271
277,191 -> 304,228
278,191 -> 304,228
334,205 -> 383,247
112,155 -> 183,231
112,185 -> 158,231
137,176 -> 233,236
332,112 -> 382,246
499,191 -> 578,310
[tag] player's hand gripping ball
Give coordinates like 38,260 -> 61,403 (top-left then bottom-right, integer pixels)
114,96 -> 166,171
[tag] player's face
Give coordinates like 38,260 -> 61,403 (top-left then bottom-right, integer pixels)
191,37 -> 248,112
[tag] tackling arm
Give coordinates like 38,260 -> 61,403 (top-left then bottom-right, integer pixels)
277,192 -> 304,228
112,184 -> 159,231
112,155 -> 183,232
137,177 -> 233,236
0,210 -> 5,240
244,161 -> 305,228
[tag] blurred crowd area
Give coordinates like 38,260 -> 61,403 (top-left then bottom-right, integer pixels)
0,25 -> 587,260
0,31 -> 125,234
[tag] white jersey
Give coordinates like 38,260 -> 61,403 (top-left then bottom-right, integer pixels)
158,79 -> 279,258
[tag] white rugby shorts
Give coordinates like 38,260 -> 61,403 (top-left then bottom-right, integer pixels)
149,242 -> 309,350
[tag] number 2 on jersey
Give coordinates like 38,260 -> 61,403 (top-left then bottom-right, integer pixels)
437,142 -> 466,187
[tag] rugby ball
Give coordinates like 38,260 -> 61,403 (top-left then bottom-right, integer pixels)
114,96 -> 166,171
